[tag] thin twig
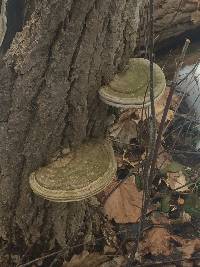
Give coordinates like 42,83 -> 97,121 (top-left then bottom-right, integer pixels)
17,250 -> 64,267
149,39 -> 191,186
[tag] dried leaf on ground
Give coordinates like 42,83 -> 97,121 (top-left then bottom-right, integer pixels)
109,118 -> 137,145
178,238 -> 200,259
118,109 -> 141,123
169,211 -> 192,224
101,220 -> 118,248
122,151 -> 142,168
63,251 -> 109,267
100,256 -> 126,267
104,176 -> 143,223
180,262 -> 193,267
181,211 -> 191,223
115,155 -> 124,167
157,146 -> 172,169
103,245 -> 116,254
151,211 -> 170,225
97,178 -> 121,204
140,227 -> 174,256
166,171 -> 189,192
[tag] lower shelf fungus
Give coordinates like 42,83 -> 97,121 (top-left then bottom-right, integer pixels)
29,139 -> 117,202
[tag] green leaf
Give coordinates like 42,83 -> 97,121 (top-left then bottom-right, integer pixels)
184,194 -> 200,218
160,195 -> 171,213
163,161 -> 184,173
135,175 -> 143,191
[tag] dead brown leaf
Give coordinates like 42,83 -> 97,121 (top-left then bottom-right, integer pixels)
166,171 -> 189,192
101,220 -> 118,248
115,155 -> 124,167
140,227 -> 174,256
151,212 -> 170,225
109,118 -> 137,146
103,245 -> 116,254
179,238 -> 200,259
181,262 -> 193,267
118,109 -> 142,123
97,178 -> 120,204
104,176 -> 143,223
63,251 -> 109,267
181,211 -> 191,223
100,256 -> 126,267
157,146 -> 172,169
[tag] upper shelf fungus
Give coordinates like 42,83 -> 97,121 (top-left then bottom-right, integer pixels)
99,58 -> 166,108
29,139 -> 117,202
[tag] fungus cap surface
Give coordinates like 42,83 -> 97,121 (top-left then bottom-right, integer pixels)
29,140 -> 117,202
99,58 -> 166,108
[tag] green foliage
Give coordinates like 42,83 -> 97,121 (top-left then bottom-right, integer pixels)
184,194 -> 200,218
135,175 -> 143,191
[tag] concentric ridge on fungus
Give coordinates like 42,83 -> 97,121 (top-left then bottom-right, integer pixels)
99,58 -> 166,108
29,140 -> 117,202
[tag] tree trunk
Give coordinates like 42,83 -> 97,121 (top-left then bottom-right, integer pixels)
0,0 -> 143,265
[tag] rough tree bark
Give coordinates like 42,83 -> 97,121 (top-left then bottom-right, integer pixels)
0,0 -> 143,265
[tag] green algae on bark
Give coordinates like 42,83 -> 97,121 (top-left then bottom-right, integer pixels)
99,58 -> 166,108
29,139 -> 117,202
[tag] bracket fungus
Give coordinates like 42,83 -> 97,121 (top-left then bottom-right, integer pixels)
29,140 -> 117,202
99,58 -> 166,108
